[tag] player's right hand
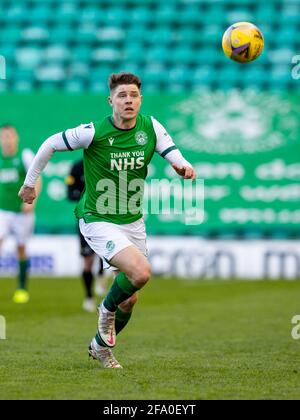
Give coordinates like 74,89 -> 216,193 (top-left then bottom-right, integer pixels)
18,185 -> 36,204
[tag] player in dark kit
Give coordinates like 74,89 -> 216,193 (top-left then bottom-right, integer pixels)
66,160 -> 108,312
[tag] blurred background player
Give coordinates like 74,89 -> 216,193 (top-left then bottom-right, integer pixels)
0,124 -> 41,303
66,159 -> 108,312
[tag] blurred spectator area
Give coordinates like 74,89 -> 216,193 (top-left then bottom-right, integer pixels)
0,0 -> 299,92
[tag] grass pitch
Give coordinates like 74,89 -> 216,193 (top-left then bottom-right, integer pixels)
0,277 -> 300,400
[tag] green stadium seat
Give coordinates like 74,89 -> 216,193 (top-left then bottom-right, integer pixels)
74,24 -> 98,44
142,83 -> 164,93
276,28 -> 298,46
0,79 -> 8,92
269,66 -> 291,84
44,45 -> 71,63
175,27 -> 198,43
200,25 -> 223,45
12,80 -> 34,92
92,47 -> 122,63
145,47 -> 169,64
126,27 -> 150,43
105,7 -> 129,25
68,62 -> 89,79
37,81 -> 61,92
178,6 -> 202,25
149,27 -> 174,45
219,67 -> 242,84
205,7 -> 228,26
30,6 -> 52,23
97,27 -> 125,43
277,4 -> 300,25
193,66 -> 217,86
241,67 -> 269,85
72,46 -> 92,63
168,46 -> 195,64
228,0 -> 256,4
131,7 -> 153,24
14,68 -> 34,82
269,49 -> 294,64
255,5 -> 277,23
168,66 -> 193,84
22,26 -> 49,42
166,83 -> 186,93
1,27 -> 22,43
155,5 -> 178,25
35,65 -> 66,82
194,48 -> 220,64
226,10 -> 254,25
0,44 -> 15,61
90,66 -> 114,83
64,80 -> 86,93
142,67 -> 166,84
123,44 -> 145,63
55,3 -> 79,23
15,47 -> 43,69
5,5 -> 27,24
89,80 -> 109,93
50,26 -> 74,43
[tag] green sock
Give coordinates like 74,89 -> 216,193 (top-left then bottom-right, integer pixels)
95,308 -> 132,346
18,259 -> 29,290
115,308 -> 132,334
103,272 -> 138,312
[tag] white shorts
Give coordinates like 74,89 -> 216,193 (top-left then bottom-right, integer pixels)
79,217 -> 148,269
0,210 -> 35,246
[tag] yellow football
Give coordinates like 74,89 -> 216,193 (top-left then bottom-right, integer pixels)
222,22 -> 264,63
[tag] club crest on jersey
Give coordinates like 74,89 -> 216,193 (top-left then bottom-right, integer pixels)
135,131 -> 148,146
108,137 -> 115,145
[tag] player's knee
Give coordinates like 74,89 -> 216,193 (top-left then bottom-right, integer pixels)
133,263 -> 151,288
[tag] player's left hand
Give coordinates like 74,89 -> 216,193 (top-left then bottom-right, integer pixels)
172,164 -> 197,180
18,185 -> 36,204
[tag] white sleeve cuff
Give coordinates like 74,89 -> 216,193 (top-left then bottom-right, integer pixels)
163,148 -> 193,169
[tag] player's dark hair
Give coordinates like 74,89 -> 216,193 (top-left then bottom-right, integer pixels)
0,124 -> 15,130
108,72 -> 141,91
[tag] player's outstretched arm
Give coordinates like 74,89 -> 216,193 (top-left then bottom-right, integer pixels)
18,124 -> 94,204
152,117 -> 196,180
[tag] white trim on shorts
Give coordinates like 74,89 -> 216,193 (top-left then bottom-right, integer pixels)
79,217 -> 148,269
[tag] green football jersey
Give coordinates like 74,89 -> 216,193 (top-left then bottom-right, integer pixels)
75,114 -> 156,224
0,151 -> 27,213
